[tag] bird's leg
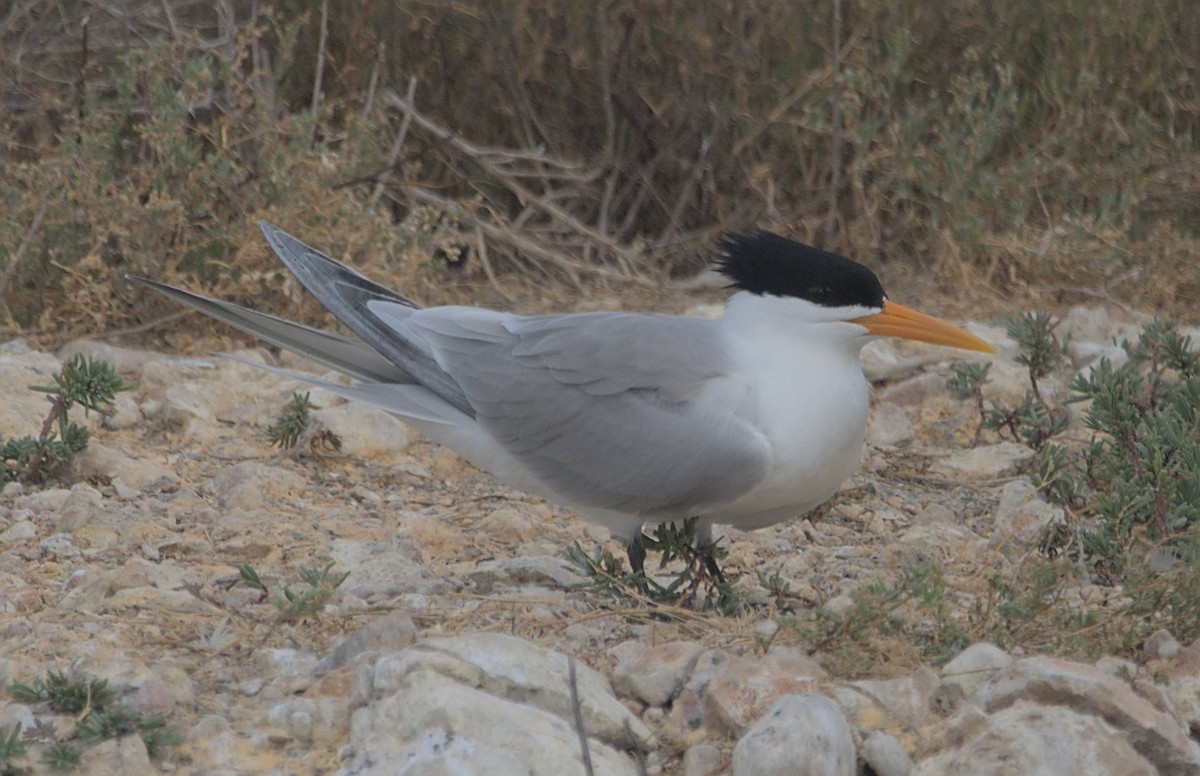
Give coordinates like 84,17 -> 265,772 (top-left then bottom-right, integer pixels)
701,549 -> 727,585
626,531 -> 647,578
693,522 -> 727,585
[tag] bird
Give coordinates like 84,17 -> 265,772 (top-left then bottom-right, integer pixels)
131,223 -> 995,581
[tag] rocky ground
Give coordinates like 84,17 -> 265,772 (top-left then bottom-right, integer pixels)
2,303 -> 1200,775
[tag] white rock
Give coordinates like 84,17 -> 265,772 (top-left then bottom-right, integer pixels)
38,533 -> 80,559
315,610 -> 417,674
881,372 -> 946,407
612,641 -> 705,708
103,392 -> 142,430
0,350 -> 61,439
467,555 -> 585,594
0,703 -> 36,733
914,700 -> 1160,775
930,442 -> 1033,480
78,735 -> 153,776
186,714 -> 238,771
731,693 -> 855,776
860,730 -> 914,776
913,503 -> 957,526
312,403 -> 412,458
861,340 -> 943,383
851,667 -> 939,729
701,652 -> 823,736
992,480 -> 1063,546
941,642 -> 1013,699
329,529 -> 449,601
683,743 -> 724,776
867,401 -> 915,447
267,697 -> 347,745
1059,305 -> 1113,345
342,633 -> 653,775
203,461 -> 306,511
56,483 -> 103,532
1070,341 -> 1128,371
256,648 -> 320,678
66,443 -> 175,490
968,656 -> 1200,773
58,339 -> 160,374
1144,628 -> 1181,661
0,521 -> 36,542
102,587 -> 223,615
22,487 -> 71,513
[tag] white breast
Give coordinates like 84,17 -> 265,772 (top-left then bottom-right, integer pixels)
702,293 -> 873,528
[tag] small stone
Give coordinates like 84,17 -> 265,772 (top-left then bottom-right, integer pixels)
56,483 -> 103,532
931,442 -> 1033,480
1145,629 -> 1181,661
314,610 -> 417,674
683,743 -> 724,776
702,654 -> 822,736
0,703 -> 36,733
991,480 -> 1063,547
613,641 -> 705,708
312,403 -> 412,458
941,642 -> 1013,699
39,533 -> 80,559
130,676 -> 177,715
860,730 -> 914,776
330,529 -> 448,601
867,402 -> 915,447
881,373 -> 945,407
913,503 -> 957,526
731,693 -> 855,776
851,667 -> 938,729
0,521 -> 36,542
102,587 -> 222,615
79,735 -> 153,776
187,714 -> 237,771
203,461 -> 307,511
467,555 -> 584,594
66,443 -> 175,490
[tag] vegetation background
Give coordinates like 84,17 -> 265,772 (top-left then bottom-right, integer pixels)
1,0 -> 1197,343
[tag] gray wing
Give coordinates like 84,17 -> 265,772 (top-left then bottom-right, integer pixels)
259,222 -> 473,414
376,303 -> 770,517
128,277 -> 411,384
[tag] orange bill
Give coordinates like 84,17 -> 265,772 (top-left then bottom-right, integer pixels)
852,300 -> 997,353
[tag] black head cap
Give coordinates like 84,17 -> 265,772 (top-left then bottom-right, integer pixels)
717,231 -> 886,309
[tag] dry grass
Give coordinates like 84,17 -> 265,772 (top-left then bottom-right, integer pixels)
0,0 -> 1197,346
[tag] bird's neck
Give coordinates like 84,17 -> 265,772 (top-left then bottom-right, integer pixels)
720,292 -> 871,364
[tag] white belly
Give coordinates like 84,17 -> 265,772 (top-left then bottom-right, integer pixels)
703,340 -> 871,529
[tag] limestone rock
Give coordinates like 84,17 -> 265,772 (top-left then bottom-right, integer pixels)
203,461 -> 307,511
731,693 -> 855,776
860,729 -> 914,776
612,641 -> 705,708
312,402 -> 412,458
940,642 -> 1013,699
867,401 -> 915,447
342,633 -> 653,775
702,653 -> 822,736
930,442 -> 1033,480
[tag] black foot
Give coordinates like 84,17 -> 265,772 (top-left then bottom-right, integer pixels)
700,546 -> 727,585
626,532 -> 647,577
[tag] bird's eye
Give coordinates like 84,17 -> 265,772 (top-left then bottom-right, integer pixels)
806,286 -> 828,300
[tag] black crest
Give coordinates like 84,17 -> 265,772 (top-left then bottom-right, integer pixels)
717,231 -> 886,309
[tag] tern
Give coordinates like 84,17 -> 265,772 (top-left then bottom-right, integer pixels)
132,223 -> 995,579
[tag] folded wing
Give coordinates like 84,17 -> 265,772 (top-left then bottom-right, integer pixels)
373,303 -> 771,517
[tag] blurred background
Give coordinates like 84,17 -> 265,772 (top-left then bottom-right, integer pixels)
1,0 -> 1197,345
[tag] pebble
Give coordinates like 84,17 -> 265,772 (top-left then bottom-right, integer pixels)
731,693 -> 855,776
